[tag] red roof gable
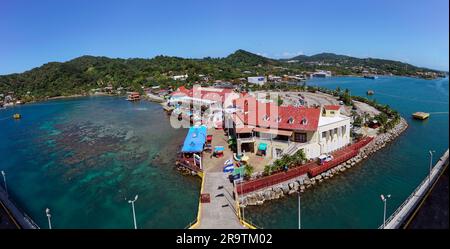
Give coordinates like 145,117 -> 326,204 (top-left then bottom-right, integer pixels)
324,105 -> 340,111
234,97 -> 321,131
171,86 -> 234,104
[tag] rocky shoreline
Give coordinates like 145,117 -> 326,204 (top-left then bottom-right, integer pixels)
239,117 -> 408,207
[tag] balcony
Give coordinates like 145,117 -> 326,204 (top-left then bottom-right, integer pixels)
237,137 -> 255,143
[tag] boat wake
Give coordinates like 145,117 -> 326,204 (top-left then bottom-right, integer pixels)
427,112 -> 449,115
375,91 -> 449,104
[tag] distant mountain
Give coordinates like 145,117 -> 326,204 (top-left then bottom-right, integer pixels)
0,49 -> 445,101
290,52 -> 353,62
224,49 -> 278,66
285,52 -> 439,74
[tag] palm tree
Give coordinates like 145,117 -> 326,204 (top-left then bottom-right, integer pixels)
244,165 -> 254,179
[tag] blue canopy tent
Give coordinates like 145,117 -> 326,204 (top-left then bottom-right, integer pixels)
181,125 -> 208,153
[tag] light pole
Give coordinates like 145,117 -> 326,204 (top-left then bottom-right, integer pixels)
46,208 -> 52,229
380,194 -> 391,229
1,170 -> 7,198
298,190 -> 301,229
240,178 -> 245,222
429,150 -> 435,184
128,195 -> 138,229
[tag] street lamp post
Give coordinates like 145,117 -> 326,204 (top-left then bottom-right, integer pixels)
429,150 -> 435,184
298,190 -> 301,229
1,170 -> 7,198
380,194 -> 391,229
46,208 -> 52,229
128,195 -> 138,229
240,178 -> 245,222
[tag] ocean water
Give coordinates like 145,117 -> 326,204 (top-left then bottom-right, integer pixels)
0,96 -> 200,228
245,76 -> 449,228
1,76 -> 448,229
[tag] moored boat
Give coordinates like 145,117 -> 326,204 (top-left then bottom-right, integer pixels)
364,75 -> 378,79
126,92 -> 141,101
412,112 -> 430,120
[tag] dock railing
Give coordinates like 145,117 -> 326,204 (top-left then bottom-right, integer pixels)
379,149 -> 449,229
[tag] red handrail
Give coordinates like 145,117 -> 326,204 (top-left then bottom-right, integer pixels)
236,137 -> 374,195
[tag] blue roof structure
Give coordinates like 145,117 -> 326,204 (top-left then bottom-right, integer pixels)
181,125 -> 208,153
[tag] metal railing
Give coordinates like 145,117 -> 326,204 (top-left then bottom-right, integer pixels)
237,137 -> 255,142
185,218 -> 198,229
379,151 -> 449,229
241,217 -> 263,229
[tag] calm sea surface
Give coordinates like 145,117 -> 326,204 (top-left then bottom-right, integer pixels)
245,76 -> 449,228
0,96 -> 200,228
0,76 -> 448,228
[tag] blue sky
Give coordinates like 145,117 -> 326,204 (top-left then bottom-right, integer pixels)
0,0 -> 448,75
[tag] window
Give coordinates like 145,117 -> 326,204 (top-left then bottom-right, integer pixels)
322,131 -> 327,138
301,117 -> 308,125
276,116 -> 282,123
330,111 -> 335,114
334,128 -> 338,135
288,117 -> 294,124
342,125 -> 346,135
294,133 -> 307,143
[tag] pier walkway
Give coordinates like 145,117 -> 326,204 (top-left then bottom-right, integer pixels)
188,128 -> 253,229
381,149 -> 449,229
195,172 -> 245,229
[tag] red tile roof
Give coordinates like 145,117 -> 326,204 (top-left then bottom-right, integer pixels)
324,105 -> 340,111
234,97 -> 321,131
171,86 -> 234,103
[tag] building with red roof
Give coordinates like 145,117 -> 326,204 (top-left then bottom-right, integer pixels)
170,86 -> 238,108
229,96 -> 351,160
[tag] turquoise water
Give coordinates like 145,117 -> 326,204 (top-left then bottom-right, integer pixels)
245,76 -> 449,228
0,96 -> 200,228
0,76 -> 448,229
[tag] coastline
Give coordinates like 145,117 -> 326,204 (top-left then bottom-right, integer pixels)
239,117 -> 409,207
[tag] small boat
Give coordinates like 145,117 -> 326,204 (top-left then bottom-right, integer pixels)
13,113 -> 21,119
126,92 -> 141,101
366,90 -> 375,95
364,75 -> 378,79
412,112 -> 430,120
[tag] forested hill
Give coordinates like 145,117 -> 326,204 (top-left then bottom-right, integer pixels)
285,52 -> 441,76
0,49 -> 445,100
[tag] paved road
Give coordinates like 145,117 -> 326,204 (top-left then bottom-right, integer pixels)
0,200 -> 19,229
0,187 -> 39,229
405,165 -> 449,229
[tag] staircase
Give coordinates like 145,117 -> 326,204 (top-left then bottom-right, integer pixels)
283,142 -> 303,156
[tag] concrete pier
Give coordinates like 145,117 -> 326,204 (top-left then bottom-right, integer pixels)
188,129 -> 254,229
194,172 -> 245,229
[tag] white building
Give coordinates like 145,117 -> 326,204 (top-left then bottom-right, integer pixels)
172,74 -> 188,81
247,76 -> 267,86
311,70 -> 332,78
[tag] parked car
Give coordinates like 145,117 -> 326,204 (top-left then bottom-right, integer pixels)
318,154 -> 334,165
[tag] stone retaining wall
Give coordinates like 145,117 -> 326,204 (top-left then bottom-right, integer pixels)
239,117 -> 408,207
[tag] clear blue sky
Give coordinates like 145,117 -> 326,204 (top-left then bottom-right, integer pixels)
0,0 -> 448,75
